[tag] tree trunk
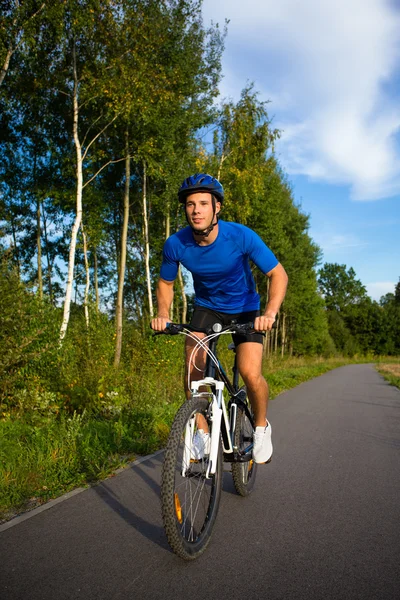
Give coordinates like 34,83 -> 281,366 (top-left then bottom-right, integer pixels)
165,206 -> 170,239
177,267 -> 187,323
42,205 -> 53,302
35,141 -> 43,299
114,204 -> 121,276
36,199 -> 43,299
0,46 -> 13,87
264,331 -> 269,357
281,312 -> 286,357
217,152 -> 225,180
142,162 -> 153,317
10,218 -> 20,277
81,224 -> 90,331
274,312 -> 279,355
114,131 -> 130,367
60,40 -> 83,342
93,248 -> 99,312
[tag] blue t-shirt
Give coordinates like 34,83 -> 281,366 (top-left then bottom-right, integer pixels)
160,220 -> 278,314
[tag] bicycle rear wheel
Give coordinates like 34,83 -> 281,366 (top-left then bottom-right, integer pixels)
231,403 -> 257,496
161,395 -> 223,560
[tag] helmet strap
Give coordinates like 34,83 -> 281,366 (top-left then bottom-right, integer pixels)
191,217 -> 219,237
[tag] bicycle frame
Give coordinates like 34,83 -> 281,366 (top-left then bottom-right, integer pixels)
187,329 -> 255,478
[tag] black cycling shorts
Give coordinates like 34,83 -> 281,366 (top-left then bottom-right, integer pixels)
189,306 -> 264,346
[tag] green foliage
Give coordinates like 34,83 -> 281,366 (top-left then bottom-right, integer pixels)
0,258 -> 60,400
319,264 -> 400,356
326,310 -> 356,356
318,263 -> 367,312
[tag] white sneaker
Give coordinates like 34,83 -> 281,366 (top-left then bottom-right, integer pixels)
252,421 -> 273,464
191,429 -> 210,460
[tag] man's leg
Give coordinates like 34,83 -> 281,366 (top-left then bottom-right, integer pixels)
184,333 -> 207,399
185,333 -> 208,431
235,341 -> 268,427
236,341 -> 273,463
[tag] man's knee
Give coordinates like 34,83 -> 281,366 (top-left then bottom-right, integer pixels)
240,368 -> 264,389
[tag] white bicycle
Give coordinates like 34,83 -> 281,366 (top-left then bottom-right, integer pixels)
157,321 -> 259,560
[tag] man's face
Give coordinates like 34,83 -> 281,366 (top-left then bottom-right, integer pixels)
185,192 -> 220,232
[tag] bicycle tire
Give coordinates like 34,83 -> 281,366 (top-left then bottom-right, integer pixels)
231,403 -> 257,496
161,395 -> 223,560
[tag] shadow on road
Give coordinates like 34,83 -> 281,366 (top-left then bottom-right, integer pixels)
92,456 -> 172,554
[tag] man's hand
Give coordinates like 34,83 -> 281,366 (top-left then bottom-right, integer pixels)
150,316 -> 170,332
254,312 -> 276,332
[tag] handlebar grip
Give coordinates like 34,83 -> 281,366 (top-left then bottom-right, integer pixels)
236,322 -> 254,333
165,323 -> 184,335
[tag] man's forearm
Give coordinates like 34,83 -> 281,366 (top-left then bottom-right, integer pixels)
156,279 -> 174,317
265,264 -> 288,316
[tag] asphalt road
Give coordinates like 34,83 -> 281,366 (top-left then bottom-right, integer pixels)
1,364 -> 400,600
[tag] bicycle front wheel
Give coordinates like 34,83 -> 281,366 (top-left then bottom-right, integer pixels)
161,395 -> 223,560
231,403 -> 257,496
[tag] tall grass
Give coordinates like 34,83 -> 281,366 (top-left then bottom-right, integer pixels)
375,362 -> 400,389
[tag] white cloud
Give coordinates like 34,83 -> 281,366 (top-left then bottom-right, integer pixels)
202,0 -> 400,200
312,232 -> 368,257
366,281 -> 395,300
324,234 -> 367,250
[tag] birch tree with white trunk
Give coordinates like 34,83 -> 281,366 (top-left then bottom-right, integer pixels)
58,3 -> 123,341
114,131 -> 130,367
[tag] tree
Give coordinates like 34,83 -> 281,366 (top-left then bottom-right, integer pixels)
109,0 -> 225,357
395,278 -> 400,304
318,263 -> 367,312
0,0 -> 47,87
206,84 -> 280,224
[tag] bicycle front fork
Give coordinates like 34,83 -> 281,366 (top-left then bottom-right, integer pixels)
190,378 -> 225,478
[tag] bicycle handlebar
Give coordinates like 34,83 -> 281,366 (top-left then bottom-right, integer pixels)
152,321 -> 257,336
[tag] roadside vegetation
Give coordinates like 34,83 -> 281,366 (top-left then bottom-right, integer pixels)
0,339 -> 367,523
375,360 -> 400,390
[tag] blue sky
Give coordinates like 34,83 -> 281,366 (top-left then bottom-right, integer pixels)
202,0 -> 400,301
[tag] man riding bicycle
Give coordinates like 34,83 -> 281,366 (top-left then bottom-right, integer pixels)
151,174 -> 288,464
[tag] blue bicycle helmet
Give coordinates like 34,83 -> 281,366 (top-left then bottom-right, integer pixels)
178,174 -> 224,204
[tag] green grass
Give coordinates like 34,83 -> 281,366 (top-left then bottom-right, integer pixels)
0,354 -> 391,522
263,356 -> 354,398
0,402 -> 181,521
